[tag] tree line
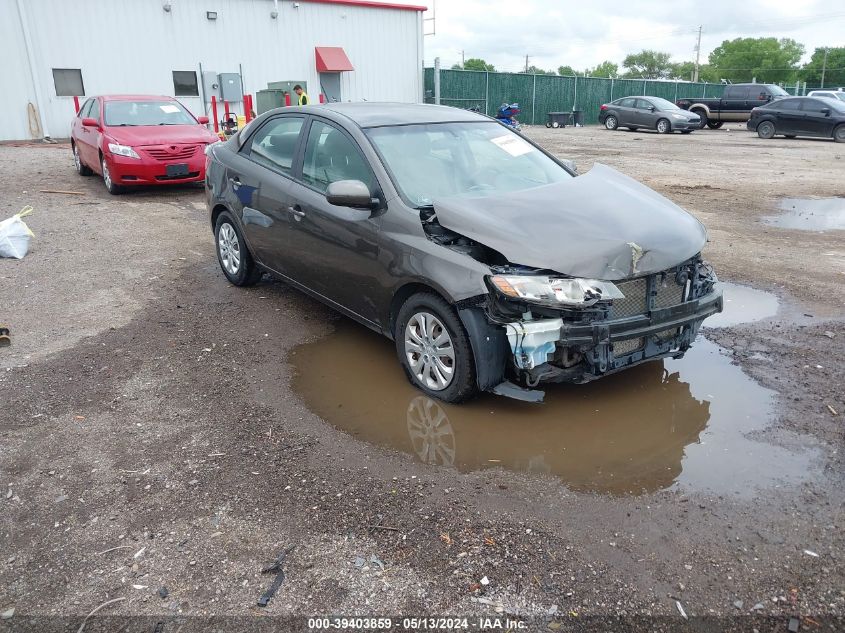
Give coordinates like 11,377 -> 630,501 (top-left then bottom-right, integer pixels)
450,40 -> 845,86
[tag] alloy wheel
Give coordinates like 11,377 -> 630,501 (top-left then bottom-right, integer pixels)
102,158 -> 112,189
404,312 -> 455,391
218,223 -> 241,275
73,146 -> 81,172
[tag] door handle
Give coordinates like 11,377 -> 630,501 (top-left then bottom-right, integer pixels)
228,176 -> 241,190
287,205 -> 306,219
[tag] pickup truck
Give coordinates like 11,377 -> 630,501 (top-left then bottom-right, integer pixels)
676,83 -> 789,129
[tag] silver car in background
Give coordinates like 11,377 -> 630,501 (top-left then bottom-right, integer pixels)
599,96 -> 701,134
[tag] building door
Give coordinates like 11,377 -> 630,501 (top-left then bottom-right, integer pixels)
320,73 -> 342,103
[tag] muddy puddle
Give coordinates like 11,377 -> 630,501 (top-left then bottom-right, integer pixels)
292,317 -> 816,496
763,197 -> 845,231
704,282 -> 779,327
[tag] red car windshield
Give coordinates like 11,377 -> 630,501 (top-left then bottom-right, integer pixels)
104,100 -> 195,126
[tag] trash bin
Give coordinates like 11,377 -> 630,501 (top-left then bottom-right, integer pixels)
572,110 -> 584,127
545,112 -> 572,129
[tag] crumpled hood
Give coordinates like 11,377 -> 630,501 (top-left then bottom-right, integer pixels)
432,163 -> 707,280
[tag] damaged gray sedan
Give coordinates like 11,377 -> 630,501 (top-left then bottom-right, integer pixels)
206,103 -> 722,403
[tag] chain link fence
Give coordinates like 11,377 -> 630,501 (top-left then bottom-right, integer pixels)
424,67 -> 822,126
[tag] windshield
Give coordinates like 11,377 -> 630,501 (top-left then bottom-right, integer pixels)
768,85 -> 789,96
650,97 -> 681,111
104,100 -> 196,126
365,122 -> 572,207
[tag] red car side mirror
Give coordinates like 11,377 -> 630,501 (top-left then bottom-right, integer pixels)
197,116 -> 209,125
82,117 -> 99,127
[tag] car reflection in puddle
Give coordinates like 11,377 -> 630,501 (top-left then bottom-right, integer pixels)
292,318 -> 818,496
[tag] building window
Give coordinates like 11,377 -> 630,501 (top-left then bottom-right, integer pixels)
173,71 -> 199,97
52,68 -> 84,97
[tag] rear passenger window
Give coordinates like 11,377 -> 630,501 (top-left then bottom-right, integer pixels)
618,98 -> 636,108
778,99 -> 802,111
246,117 -> 304,174
301,121 -> 372,193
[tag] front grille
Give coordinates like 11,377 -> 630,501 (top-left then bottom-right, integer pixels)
612,278 -> 648,317
144,145 -> 198,161
653,275 -> 686,309
655,328 -> 679,342
613,338 -> 644,355
612,271 -> 687,318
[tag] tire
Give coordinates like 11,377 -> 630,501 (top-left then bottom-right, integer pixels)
706,121 -> 724,129
73,142 -> 92,176
545,121 -> 552,128
214,211 -> 262,286
395,292 -> 477,403
681,130 -> 693,134
692,109 -> 708,129
834,125 -> 845,143
551,121 -> 560,129
656,118 -> 671,134
604,115 -> 618,130
101,156 -> 124,195
757,120 -> 776,140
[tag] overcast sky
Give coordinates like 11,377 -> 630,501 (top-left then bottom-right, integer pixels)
402,0 -> 844,72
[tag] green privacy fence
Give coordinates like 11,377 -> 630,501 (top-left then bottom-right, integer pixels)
423,68 -> 812,125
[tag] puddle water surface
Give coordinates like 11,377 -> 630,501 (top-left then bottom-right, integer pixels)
292,318 -> 816,496
704,282 -> 779,327
764,197 -> 845,231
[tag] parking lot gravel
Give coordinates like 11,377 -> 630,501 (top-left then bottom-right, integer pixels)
1,126 -> 843,630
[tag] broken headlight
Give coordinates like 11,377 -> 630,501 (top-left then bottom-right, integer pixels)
489,275 -> 625,308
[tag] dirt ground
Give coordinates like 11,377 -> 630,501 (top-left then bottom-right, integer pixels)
1,126 -> 843,631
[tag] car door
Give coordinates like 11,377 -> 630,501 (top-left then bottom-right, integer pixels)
76,98 -> 99,167
634,99 -> 657,128
800,98 -> 837,137
284,117 -> 385,325
225,115 -> 306,274
615,97 -> 636,126
721,85 -> 750,120
773,99 -> 804,135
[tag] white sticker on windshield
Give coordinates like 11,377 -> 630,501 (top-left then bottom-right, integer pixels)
160,104 -> 180,113
490,134 -> 534,157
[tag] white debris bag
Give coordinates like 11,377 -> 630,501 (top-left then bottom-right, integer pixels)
0,206 -> 34,259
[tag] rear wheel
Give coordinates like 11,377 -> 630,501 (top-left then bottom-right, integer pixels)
101,156 -> 124,195
692,109 -> 708,129
395,293 -> 477,403
604,115 -> 618,130
214,211 -> 262,286
706,121 -> 724,129
757,120 -> 776,139
656,118 -> 671,134
73,143 -> 92,176
834,125 -> 845,143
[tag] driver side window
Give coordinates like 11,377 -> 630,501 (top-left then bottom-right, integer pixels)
300,120 -> 373,193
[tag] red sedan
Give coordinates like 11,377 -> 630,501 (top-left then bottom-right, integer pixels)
71,95 -> 219,194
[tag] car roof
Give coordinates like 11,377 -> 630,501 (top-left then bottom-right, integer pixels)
98,95 -> 177,101
315,102 -> 489,127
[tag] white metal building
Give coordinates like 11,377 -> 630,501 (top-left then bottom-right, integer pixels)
1,0 -> 426,141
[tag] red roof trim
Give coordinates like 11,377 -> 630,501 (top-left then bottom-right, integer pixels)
305,0 -> 427,12
316,47 -> 355,72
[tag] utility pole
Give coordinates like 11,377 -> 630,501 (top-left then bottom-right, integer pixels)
820,47 -> 829,88
693,25 -> 703,83
525,55 -> 529,73
461,50 -> 465,69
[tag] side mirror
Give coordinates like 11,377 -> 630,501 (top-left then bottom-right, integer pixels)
197,115 -> 210,125
326,180 -> 376,210
561,159 -> 578,174
82,117 -> 98,128
648,106 -> 655,112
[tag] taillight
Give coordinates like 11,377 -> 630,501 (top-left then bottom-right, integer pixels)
600,104 -> 608,111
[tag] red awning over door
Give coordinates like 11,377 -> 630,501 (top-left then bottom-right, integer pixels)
315,47 -> 354,72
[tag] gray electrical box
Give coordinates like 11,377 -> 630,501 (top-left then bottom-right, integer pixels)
218,73 -> 243,101
267,80 -> 307,94
202,71 -> 220,99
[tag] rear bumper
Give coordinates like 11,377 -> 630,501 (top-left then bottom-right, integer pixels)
106,153 -> 206,186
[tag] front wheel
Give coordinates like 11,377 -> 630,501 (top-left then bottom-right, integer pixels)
757,120 -> 776,139
656,118 -> 671,134
706,121 -> 724,129
834,125 -> 845,143
101,156 -> 123,195
395,293 -> 477,403
692,110 -> 708,129
214,211 -> 262,286
604,115 -> 618,130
